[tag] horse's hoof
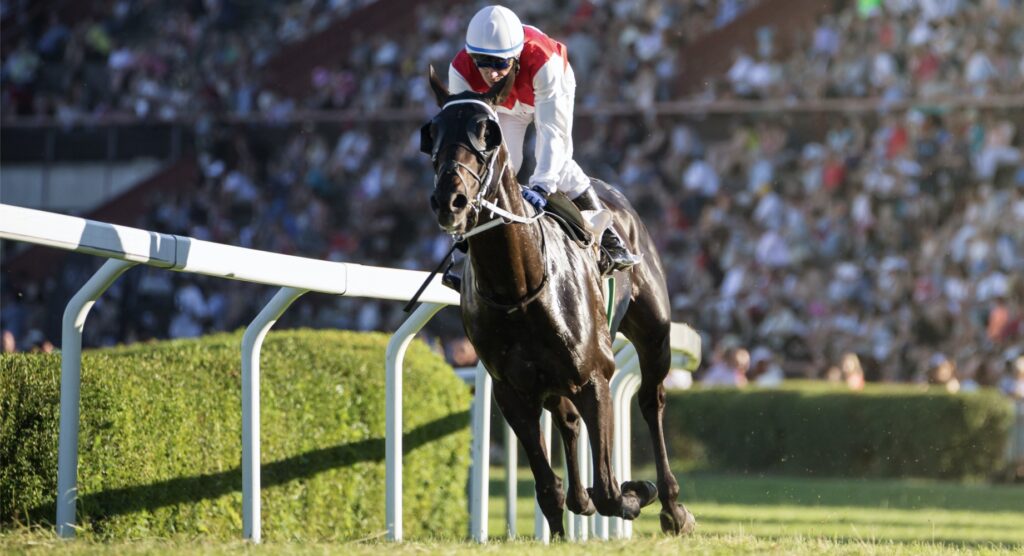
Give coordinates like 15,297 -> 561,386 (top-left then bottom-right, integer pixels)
660,503 -> 697,535
622,480 -> 658,509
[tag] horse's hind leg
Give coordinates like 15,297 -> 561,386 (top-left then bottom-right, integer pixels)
545,396 -> 596,516
493,381 -> 566,538
624,316 -> 697,535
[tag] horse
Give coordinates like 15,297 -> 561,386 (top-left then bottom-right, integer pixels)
420,65 -> 696,538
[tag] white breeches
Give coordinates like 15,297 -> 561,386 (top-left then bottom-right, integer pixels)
498,112 -> 591,200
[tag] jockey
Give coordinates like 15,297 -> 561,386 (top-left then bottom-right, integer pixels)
448,5 -> 641,272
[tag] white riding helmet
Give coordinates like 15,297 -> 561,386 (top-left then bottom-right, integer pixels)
465,5 -> 524,59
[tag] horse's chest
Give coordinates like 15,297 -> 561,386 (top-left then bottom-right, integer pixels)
467,314 -> 601,395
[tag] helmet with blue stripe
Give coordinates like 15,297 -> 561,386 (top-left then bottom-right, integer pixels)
465,5 -> 524,59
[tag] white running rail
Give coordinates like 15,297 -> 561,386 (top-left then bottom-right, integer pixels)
0,203 -> 458,542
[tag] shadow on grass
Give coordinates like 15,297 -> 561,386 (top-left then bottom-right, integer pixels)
27,410 -> 468,523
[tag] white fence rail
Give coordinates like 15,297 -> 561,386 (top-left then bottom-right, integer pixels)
0,202 -> 701,543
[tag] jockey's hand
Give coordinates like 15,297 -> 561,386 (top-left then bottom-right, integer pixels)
522,185 -> 549,212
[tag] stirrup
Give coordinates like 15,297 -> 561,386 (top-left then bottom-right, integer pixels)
600,230 -> 641,272
609,250 -> 642,271
598,248 -> 640,274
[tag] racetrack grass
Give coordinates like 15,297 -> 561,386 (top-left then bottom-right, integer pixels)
3,470 -> 1022,554
484,468 -> 1024,550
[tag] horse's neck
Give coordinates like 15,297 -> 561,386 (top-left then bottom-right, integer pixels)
467,162 -> 546,300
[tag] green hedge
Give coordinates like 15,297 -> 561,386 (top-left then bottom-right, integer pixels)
0,330 -> 471,540
653,382 -> 1014,479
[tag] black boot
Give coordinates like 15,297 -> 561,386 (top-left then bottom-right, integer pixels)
572,188 -> 642,273
442,270 -> 462,292
441,256 -> 463,292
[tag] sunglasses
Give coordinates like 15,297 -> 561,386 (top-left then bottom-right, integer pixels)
471,55 -> 514,70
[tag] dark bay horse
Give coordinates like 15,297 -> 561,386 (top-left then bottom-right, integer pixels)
420,66 -> 696,538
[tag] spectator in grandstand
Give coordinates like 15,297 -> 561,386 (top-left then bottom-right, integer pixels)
841,352 -> 867,391
2,330 -> 16,354
926,353 -> 961,393
1000,355 -> 1024,399
748,346 -> 785,387
702,345 -> 750,388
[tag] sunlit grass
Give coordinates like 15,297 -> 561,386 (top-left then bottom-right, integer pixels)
485,467 -> 1024,549
3,469 -> 1022,554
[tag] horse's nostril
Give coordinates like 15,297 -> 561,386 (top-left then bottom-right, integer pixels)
430,195 -> 440,213
452,194 -> 468,210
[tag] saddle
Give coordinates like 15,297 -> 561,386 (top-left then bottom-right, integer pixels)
441,191 -> 600,294
542,192 -> 593,247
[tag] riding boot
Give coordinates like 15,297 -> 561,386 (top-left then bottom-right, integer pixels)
442,253 -> 464,292
571,187 -> 642,273
442,270 -> 462,292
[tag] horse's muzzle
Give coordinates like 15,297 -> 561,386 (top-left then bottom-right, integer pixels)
433,191 -> 470,232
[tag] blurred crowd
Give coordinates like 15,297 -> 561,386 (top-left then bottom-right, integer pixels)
307,0 -> 759,113
591,108 -> 1023,396
3,0 -> 759,119
712,0 -> 1024,102
3,0 -> 1024,398
1,0 -> 375,121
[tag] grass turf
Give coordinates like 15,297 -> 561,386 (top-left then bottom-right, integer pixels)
483,468 -> 1024,550
3,470 -> 1022,554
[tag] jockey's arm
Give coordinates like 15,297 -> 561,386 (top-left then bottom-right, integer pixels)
529,55 -> 573,195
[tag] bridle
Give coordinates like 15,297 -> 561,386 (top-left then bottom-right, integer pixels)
427,98 -> 544,241
424,97 -> 550,313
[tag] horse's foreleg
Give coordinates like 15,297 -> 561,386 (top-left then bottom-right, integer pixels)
572,374 -> 657,520
493,382 -> 566,538
545,396 -> 596,516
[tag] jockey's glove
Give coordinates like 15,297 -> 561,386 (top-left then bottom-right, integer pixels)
522,185 -> 549,212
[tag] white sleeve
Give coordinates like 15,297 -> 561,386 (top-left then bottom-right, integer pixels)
448,63 -> 473,95
529,55 -> 574,193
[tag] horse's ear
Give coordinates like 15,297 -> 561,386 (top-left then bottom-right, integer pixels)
428,65 -> 449,107
484,60 -> 518,106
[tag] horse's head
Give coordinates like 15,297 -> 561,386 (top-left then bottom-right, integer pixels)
420,65 -> 517,235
